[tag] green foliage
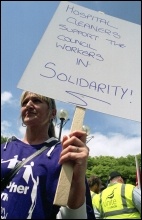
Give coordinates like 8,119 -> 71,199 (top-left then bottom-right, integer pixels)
1,135 -> 8,144
87,154 -> 141,186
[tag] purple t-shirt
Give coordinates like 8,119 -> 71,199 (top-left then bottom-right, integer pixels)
1,137 -> 61,219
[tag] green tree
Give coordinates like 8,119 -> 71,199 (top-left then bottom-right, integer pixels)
1,135 -> 8,144
87,154 -> 141,186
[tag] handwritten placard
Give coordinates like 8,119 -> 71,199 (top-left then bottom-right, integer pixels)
17,1 -> 141,122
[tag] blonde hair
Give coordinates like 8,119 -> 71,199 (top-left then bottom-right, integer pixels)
20,91 -> 57,138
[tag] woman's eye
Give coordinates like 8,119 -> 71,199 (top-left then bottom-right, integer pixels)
33,98 -> 42,103
22,101 -> 27,106
21,98 -> 42,106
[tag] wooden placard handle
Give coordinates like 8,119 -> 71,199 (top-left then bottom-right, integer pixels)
53,106 -> 86,206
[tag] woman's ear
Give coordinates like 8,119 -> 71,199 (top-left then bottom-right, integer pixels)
51,109 -> 57,119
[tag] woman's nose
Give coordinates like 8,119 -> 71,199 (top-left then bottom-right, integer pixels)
26,100 -> 33,108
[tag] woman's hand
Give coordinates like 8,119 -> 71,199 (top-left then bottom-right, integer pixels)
59,130 -> 89,174
59,130 -> 90,209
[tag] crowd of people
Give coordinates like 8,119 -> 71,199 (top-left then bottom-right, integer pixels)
88,171 -> 141,219
1,91 -> 141,219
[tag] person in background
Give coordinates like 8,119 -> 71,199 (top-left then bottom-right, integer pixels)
1,91 -> 95,219
87,175 -> 103,219
92,171 -> 141,219
87,175 -> 103,197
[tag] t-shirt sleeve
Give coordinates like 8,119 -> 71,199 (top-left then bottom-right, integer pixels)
56,202 -> 87,219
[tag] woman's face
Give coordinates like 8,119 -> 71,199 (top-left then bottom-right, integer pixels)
21,93 -> 51,127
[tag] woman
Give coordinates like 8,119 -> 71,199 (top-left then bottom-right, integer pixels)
1,91 -> 95,219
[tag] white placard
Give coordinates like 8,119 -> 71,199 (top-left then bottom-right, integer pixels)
17,1 -> 141,122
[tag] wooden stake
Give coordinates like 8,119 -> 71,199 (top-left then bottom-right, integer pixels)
53,106 -> 86,206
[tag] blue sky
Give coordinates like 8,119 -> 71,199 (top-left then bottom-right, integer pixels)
1,1 -> 141,158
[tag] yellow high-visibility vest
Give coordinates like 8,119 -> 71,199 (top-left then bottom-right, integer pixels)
92,183 -> 140,219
